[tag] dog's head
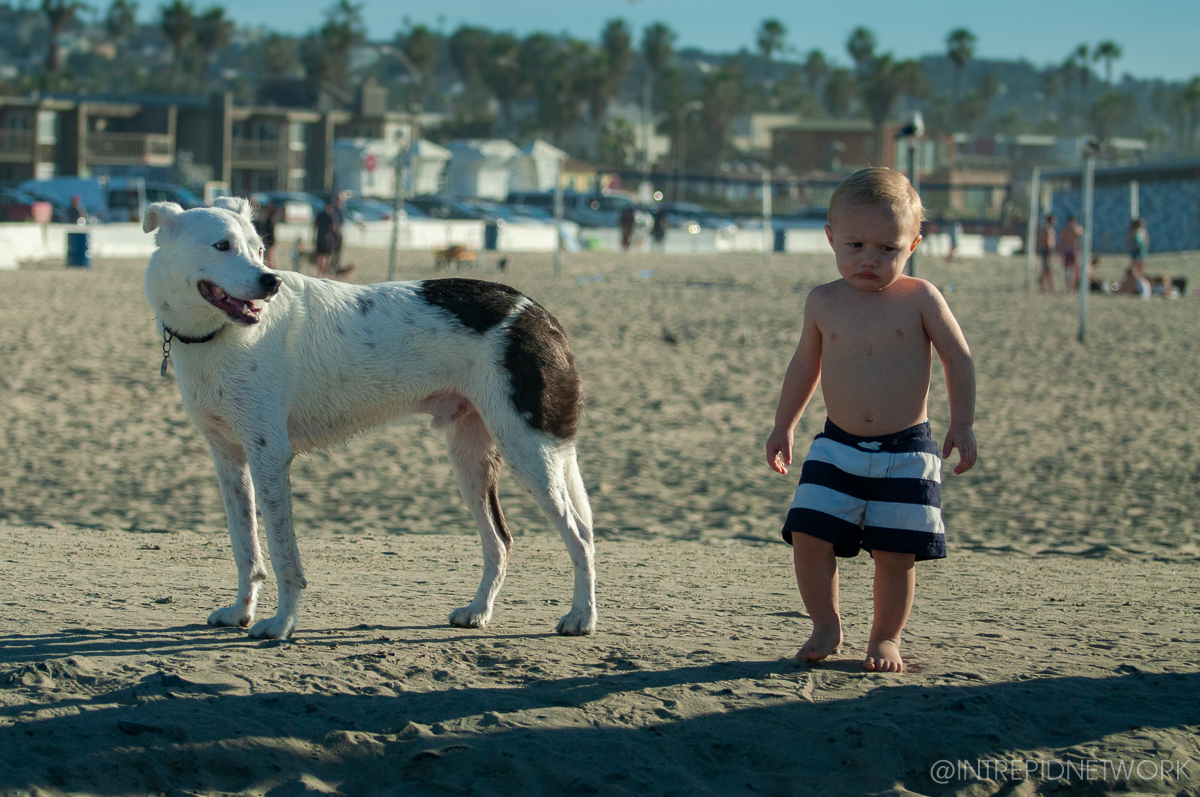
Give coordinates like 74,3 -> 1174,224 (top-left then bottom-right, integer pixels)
144,198 -> 282,331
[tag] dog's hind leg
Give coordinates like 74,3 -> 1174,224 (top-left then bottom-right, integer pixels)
206,432 -> 268,628
445,411 -> 511,629
245,438 -> 308,639
496,431 -> 596,635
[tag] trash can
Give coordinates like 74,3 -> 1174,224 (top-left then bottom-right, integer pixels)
484,223 -> 499,251
773,228 -> 787,253
66,231 -> 92,268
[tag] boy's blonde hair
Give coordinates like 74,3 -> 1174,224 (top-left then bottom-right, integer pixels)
828,167 -> 924,236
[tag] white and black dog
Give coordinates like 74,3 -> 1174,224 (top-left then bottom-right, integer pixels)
143,197 -> 595,639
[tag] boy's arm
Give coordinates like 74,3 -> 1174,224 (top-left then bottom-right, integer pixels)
766,292 -> 822,475
920,284 -> 977,475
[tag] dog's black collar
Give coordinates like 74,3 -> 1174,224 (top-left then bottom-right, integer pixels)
158,321 -> 224,378
163,323 -> 223,344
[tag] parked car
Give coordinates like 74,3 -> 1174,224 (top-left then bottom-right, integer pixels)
465,200 -> 557,225
251,191 -> 326,224
407,195 -> 486,220
0,188 -> 57,222
107,178 -> 203,222
18,177 -> 105,222
653,201 -> 738,234
505,190 -> 636,227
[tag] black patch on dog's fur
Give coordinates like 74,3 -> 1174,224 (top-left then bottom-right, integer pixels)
357,296 -> 374,315
504,303 -> 582,440
418,279 -> 523,333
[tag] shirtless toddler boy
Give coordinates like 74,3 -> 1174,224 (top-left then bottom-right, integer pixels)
765,168 -> 977,673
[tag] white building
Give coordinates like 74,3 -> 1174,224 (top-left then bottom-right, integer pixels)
333,138 -> 451,199
508,139 -> 567,193
444,139 -> 523,200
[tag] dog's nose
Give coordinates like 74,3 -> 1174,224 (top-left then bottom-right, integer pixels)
260,273 -> 281,295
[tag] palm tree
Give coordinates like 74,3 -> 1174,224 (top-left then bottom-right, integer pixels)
194,6 -> 233,90
598,19 -> 634,120
859,55 -> 927,164
846,26 -> 876,76
945,27 -> 976,100
823,67 -> 856,117
802,49 -> 828,94
259,33 -> 300,81
1093,41 -> 1122,86
159,0 -> 196,92
399,24 -> 438,109
756,18 -> 786,63
42,0 -> 85,83
104,0 -> 138,45
482,33 -> 523,136
303,0 -> 365,92
640,22 -> 675,171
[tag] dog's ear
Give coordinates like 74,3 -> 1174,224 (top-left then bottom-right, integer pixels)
143,202 -> 184,234
212,196 -> 254,221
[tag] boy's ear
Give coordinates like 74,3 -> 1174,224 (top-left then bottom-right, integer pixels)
910,234 -> 922,253
143,202 -> 183,234
212,196 -> 254,221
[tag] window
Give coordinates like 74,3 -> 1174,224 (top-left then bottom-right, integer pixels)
37,110 -> 57,145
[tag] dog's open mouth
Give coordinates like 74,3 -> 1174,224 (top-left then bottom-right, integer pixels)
198,280 -> 263,324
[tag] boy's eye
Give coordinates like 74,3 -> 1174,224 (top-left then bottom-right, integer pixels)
213,240 -> 230,252
881,246 -> 895,252
848,242 -> 862,248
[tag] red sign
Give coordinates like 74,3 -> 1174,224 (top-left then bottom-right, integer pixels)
364,154 -> 378,173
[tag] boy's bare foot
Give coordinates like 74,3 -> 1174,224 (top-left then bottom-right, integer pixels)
796,624 -> 843,663
863,638 -> 904,672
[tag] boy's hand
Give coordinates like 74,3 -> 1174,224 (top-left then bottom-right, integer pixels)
766,426 -> 794,475
942,424 -> 977,475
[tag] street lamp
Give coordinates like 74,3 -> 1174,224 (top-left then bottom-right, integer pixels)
675,100 -> 702,203
894,111 -> 924,277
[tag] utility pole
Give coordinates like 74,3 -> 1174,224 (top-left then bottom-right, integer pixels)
1078,144 -> 1097,344
387,115 -> 420,283
1025,167 -> 1040,292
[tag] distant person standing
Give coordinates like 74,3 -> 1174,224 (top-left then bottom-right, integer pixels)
944,220 -> 963,264
253,203 -> 278,268
619,205 -> 636,251
1059,215 -> 1083,293
1126,218 -> 1149,272
314,197 -> 337,277
651,206 -> 668,252
1036,213 -> 1057,293
67,194 -> 87,225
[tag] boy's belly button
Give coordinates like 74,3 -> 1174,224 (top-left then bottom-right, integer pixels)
864,412 -> 874,423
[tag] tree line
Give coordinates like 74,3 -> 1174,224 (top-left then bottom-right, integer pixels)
5,1 -> 1200,171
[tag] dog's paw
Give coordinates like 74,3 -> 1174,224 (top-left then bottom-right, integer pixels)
208,604 -> 253,628
248,614 -> 297,639
556,608 -> 597,636
448,605 -> 492,629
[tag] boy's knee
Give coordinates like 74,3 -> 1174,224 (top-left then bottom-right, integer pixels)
871,550 -> 916,571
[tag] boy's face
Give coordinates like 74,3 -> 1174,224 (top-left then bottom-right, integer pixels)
825,206 -> 921,292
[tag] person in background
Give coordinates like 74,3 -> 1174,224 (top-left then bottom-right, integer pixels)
67,195 -> 87,225
651,206 -> 668,252
619,205 -> 636,251
314,197 -> 337,277
1036,213 -> 1057,293
1126,218 -> 1149,274
253,202 -> 278,268
1059,215 -> 1083,293
944,220 -> 962,264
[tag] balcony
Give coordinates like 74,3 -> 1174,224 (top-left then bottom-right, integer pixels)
0,129 -> 34,161
231,138 -> 283,166
87,132 -> 174,166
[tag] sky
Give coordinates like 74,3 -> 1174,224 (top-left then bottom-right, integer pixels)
190,0 -> 1200,82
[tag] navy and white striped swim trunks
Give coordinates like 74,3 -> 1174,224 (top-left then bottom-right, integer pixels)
781,419 -> 946,561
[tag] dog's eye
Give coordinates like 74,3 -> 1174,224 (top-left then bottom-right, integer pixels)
213,240 -> 231,252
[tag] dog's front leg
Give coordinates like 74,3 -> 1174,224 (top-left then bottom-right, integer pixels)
206,433 -> 268,628
246,438 -> 307,639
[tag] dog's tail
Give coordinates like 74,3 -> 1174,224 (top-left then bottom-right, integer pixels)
563,445 -> 594,537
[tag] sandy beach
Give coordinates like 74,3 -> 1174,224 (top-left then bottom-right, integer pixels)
1,244 -> 1198,796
